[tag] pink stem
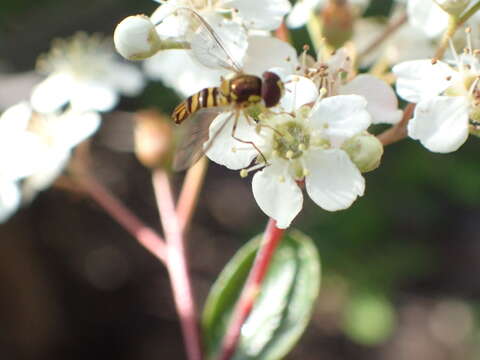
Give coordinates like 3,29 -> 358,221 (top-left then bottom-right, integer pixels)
275,21 -> 291,42
152,170 -> 203,360
218,219 -> 285,360
77,174 -> 167,264
177,157 -> 208,233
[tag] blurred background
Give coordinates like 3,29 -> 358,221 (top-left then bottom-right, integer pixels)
2,0 -> 480,359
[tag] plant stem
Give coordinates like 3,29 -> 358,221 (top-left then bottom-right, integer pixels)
435,2 -> 480,59
435,16 -> 459,59
177,157 -> 208,233
275,21 -> 291,43
378,103 -> 416,146
75,173 -> 168,264
458,1 -> 480,26
152,170 -> 203,360
357,13 -> 407,62
218,219 -> 285,360
306,12 -> 324,54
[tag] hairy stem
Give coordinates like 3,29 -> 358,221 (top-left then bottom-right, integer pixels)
218,219 -> 285,360
75,173 -> 168,264
152,170 -> 203,360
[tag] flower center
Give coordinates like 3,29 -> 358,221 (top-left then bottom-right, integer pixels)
272,121 -> 310,160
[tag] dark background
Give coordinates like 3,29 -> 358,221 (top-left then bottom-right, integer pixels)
1,0 -> 480,359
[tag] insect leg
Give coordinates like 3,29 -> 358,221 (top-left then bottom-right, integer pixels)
231,111 -> 268,164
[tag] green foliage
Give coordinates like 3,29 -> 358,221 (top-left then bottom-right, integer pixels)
343,292 -> 396,345
202,230 -> 321,360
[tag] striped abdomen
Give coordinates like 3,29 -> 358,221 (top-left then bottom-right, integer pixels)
172,87 -> 226,124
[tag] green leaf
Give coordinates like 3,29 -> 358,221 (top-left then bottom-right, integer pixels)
202,229 -> 321,360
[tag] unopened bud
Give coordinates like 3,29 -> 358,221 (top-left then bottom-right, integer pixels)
434,0 -> 471,16
342,132 -> 384,173
321,0 -> 354,49
134,109 -> 174,169
114,15 -> 161,60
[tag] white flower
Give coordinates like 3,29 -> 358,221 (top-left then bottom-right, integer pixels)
0,102 -> 101,203
23,107 -> 101,198
287,0 -> 370,28
31,32 -> 145,114
0,103 -> 45,222
393,38 -> 480,152
206,77 -> 372,228
298,47 -> 403,125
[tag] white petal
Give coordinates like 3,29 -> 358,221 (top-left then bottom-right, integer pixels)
0,102 -> 32,133
252,163 -> 303,229
105,63 -> 145,96
205,112 -> 260,170
393,60 -> 457,103
286,0 -> 323,28
279,76 -> 318,113
223,0 -> 291,30
50,111 -> 101,149
407,0 -> 449,38
309,95 -> 371,145
327,48 -> 353,75
144,50 -> 227,96
408,96 -> 469,153
30,73 -> 73,113
340,74 -> 402,124
151,0 -> 190,39
23,149 -> 71,199
0,180 -> 21,223
0,132 -> 46,180
69,83 -> 118,112
305,148 -> 365,211
243,36 -> 299,77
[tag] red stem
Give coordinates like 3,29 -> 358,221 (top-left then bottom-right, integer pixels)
218,219 -> 285,360
152,170 -> 203,360
77,174 -> 167,264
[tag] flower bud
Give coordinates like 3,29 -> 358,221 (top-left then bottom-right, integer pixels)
134,109 -> 174,169
321,0 -> 354,49
114,15 -> 162,60
342,132 -> 384,173
434,0 -> 471,16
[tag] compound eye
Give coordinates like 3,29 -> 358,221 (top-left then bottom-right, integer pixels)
262,71 -> 282,108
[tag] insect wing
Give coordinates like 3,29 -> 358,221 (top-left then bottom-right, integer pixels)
173,107 -> 228,171
174,8 -> 246,72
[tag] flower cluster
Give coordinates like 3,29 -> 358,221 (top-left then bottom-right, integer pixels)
0,33 -> 145,222
4,0 -> 480,228
394,28 -> 480,152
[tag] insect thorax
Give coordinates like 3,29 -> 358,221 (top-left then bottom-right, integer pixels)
221,75 -> 263,107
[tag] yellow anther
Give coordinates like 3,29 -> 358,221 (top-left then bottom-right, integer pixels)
298,144 -> 306,151
286,150 -> 294,159
240,169 -> 248,178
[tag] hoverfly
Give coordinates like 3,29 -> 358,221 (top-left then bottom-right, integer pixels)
164,8 -> 285,170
